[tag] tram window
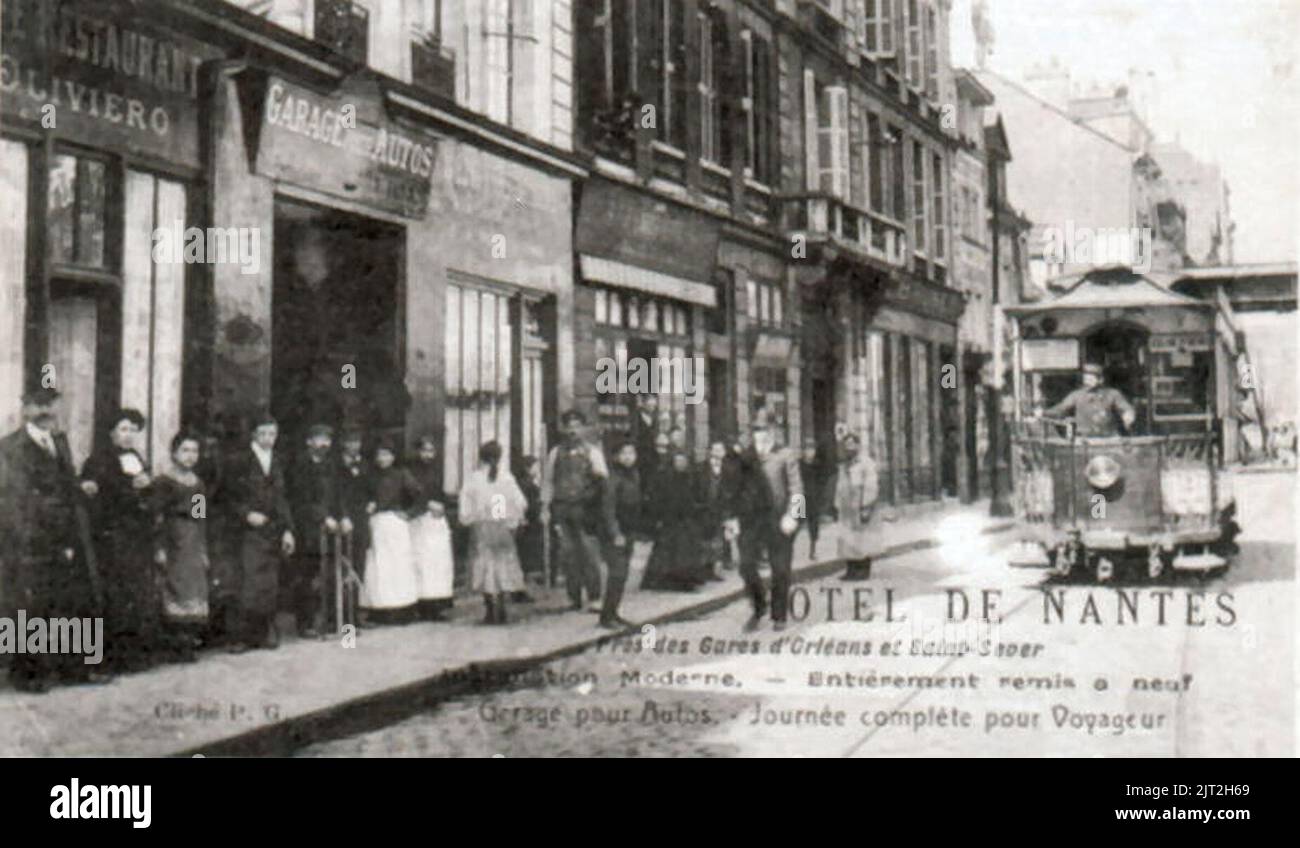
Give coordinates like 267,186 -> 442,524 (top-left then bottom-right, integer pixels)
1151,349 -> 1213,419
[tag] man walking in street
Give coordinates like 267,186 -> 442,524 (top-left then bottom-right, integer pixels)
542,410 -> 608,612
0,388 -> 112,692
736,414 -> 803,633
598,440 -> 642,630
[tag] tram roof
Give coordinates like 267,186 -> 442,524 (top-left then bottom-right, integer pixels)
1004,266 -> 1211,315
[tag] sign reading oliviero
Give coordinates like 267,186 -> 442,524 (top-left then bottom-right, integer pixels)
255,75 -> 438,219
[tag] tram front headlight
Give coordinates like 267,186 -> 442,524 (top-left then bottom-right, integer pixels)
1085,454 -> 1122,490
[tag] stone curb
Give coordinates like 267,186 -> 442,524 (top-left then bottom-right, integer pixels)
181,519 -> 1017,756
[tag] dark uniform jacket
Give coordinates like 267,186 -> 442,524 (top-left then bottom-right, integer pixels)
1046,386 -> 1136,437
0,428 -> 98,617
223,447 -> 294,540
603,464 -> 642,541
737,446 -> 804,528
287,452 -> 340,556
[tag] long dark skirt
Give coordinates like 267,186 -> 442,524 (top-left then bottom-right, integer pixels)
98,527 -> 162,670
641,522 -> 705,591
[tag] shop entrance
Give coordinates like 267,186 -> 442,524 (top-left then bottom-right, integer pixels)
272,199 -> 407,448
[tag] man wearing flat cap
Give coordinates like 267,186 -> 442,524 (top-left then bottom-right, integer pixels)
0,388 -> 109,691
1039,362 -> 1137,437
542,409 -> 609,614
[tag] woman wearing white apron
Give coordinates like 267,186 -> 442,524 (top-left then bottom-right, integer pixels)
362,439 -> 421,623
458,441 -> 528,625
835,433 -> 886,581
409,435 -> 455,621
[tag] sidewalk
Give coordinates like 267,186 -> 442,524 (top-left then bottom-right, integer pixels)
0,499 -> 1015,756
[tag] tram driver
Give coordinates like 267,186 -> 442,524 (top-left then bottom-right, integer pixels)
1034,362 -> 1137,437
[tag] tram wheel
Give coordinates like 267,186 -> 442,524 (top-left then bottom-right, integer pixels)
1147,549 -> 1167,582
1094,556 -> 1115,583
1050,545 -> 1074,578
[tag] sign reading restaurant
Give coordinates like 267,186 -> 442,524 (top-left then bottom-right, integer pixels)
0,0 -> 208,169
255,76 -> 438,219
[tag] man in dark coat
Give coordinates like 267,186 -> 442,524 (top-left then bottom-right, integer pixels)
735,414 -> 803,633
695,439 -> 742,580
542,410 -> 608,611
0,388 -> 111,692
222,412 -> 295,651
598,440 -> 641,630
285,423 -> 340,638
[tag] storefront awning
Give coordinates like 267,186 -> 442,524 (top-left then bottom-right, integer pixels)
579,255 -> 718,308
575,178 -> 721,304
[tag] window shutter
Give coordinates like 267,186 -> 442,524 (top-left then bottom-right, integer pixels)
829,85 -> 849,199
756,36 -> 777,185
740,29 -> 754,174
905,0 -> 922,90
576,0 -> 610,120
637,0 -> 661,127
803,68 -> 818,191
849,98 -> 867,209
712,11 -> 733,167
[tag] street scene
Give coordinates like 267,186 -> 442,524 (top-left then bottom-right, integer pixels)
0,0 -> 1296,759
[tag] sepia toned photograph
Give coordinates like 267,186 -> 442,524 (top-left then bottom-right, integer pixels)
0,0 -> 1296,763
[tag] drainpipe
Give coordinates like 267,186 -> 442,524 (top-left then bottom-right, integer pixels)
988,174 -> 1013,517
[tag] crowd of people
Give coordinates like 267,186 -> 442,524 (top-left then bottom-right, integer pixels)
0,386 -> 886,694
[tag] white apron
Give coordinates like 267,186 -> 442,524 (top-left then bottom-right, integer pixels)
410,513 -> 455,600
363,512 -> 419,609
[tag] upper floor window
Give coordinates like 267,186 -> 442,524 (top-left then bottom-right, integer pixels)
698,8 -> 730,166
315,0 -> 369,65
804,71 -> 849,199
483,0 -> 538,132
924,4 -> 938,100
904,0 -> 922,91
912,139 -> 928,255
868,116 -> 903,220
48,153 -> 111,270
863,0 -> 895,56
644,0 -> 688,150
742,29 -> 777,184
931,151 -> 945,262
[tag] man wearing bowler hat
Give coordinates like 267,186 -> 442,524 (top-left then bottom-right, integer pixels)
1040,362 -> 1137,437
0,387 -> 112,691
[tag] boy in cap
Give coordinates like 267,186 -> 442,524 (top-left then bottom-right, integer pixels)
542,410 -> 609,613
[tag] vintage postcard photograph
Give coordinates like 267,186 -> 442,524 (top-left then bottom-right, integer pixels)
0,0 -> 1296,767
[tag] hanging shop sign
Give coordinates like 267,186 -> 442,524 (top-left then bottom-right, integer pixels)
252,75 -> 438,219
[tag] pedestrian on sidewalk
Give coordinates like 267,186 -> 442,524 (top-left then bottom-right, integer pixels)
598,440 -> 641,629
150,432 -> 212,662
285,423 -> 340,638
223,412 -> 296,652
514,456 -> 545,594
542,410 -> 608,612
641,450 -> 705,592
736,414 -> 803,632
81,408 -> 161,673
694,439 -> 742,580
835,433 -> 883,581
336,430 -> 370,625
459,441 -> 528,625
408,435 -> 455,620
361,439 -> 421,624
798,437 -> 829,560
0,387 -> 111,692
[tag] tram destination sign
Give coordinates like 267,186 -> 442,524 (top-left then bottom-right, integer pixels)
253,75 -> 437,219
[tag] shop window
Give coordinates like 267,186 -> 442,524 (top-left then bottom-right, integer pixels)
48,153 -> 109,269
751,365 -> 788,441
445,283 -> 513,495
746,277 -> 785,328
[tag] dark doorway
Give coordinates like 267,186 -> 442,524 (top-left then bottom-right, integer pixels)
272,199 -> 406,449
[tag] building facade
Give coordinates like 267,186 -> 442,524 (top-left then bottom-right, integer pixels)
1,0 -> 587,502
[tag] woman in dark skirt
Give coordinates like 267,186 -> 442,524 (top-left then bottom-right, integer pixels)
514,456 -> 544,596
640,451 -> 705,592
81,408 -> 161,673
150,432 -> 210,661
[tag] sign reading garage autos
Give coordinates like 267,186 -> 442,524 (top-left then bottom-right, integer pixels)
256,76 -> 437,219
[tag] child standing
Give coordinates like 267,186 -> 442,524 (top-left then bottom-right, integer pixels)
408,435 -> 455,621
362,439 -> 421,623
151,432 -> 211,662
458,441 -> 527,625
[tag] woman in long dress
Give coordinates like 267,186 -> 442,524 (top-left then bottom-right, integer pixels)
641,451 -> 705,591
835,433 -> 885,581
458,441 -> 527,625
408,435 -> 454,621
150,432 -> 210,661
81,408 -> 160,673
362,439 -> 421,623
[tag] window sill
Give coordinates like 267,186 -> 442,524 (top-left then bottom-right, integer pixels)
652,140 -> 686,160
701,158 -> 730,178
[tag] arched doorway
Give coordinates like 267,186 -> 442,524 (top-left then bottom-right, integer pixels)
1083,322 -> 1149,432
